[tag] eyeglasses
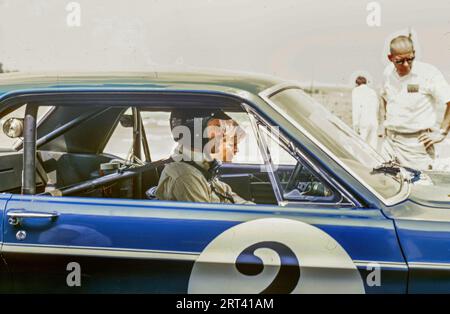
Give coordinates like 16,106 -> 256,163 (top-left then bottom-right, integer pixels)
393,56 -> 415,65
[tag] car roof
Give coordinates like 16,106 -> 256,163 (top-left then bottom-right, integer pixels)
0,70 -> 284,98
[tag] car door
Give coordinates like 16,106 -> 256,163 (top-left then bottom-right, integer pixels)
3,194 -> 241,293
3,192 -> 407,293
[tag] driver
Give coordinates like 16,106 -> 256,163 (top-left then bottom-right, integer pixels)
155,109 -> 254,204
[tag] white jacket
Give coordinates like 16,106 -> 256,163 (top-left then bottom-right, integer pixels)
352,84 -> 380,131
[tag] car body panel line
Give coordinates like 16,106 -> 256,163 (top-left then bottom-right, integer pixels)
2,243 -> 199,261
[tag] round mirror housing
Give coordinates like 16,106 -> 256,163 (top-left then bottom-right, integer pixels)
2,118 -> 24,138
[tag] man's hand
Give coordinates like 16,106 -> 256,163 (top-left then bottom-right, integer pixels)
418,130 -> 447,149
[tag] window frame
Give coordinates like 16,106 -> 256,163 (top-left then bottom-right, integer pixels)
0,90 -> 362,210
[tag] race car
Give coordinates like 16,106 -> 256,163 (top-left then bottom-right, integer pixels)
0,71 -> 449,293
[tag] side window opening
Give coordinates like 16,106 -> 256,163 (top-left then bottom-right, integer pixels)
0,99 -> 344,208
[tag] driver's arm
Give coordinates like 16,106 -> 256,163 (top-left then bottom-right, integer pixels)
215,180 -> 255,205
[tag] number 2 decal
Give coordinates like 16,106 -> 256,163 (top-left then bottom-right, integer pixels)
236,241 -> 300,294
188,218 -> 365,294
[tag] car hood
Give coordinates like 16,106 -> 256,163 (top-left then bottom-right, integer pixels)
410,172 -> 450,209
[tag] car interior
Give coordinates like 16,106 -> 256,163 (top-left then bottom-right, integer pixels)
0,93 -> 339,205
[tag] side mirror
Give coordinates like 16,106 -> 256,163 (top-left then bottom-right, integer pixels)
2,117 -> 24,138
119,114 -> 133,128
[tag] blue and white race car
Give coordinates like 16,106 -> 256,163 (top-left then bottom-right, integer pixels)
0,71 -> 449,293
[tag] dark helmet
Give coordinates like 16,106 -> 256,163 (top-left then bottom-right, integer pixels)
170,108 -> 232,150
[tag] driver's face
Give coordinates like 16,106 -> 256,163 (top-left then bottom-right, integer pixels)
221,134 -> 239,162
206,118 -> 243,162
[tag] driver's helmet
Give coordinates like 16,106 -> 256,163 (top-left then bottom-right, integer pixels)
170,108 -> 232,150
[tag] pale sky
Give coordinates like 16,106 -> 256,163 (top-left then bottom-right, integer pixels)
0,0 -> 449,87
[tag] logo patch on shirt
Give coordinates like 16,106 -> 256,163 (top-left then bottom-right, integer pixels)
407,84 -> 420,93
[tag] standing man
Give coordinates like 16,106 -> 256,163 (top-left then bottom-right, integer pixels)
352,76 -> 380,149
380,35 -> 450,170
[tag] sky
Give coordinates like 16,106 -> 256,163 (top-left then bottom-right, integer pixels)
0,0 -> 449,87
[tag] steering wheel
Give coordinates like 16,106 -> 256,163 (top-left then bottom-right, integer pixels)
284,161 -> 304,192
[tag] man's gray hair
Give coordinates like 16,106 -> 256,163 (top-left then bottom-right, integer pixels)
390,35 -> 414,54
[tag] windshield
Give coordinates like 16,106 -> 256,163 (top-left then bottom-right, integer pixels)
267,87 -> 402,200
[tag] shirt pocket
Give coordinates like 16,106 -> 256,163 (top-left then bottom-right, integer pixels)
401,84 -> 427,111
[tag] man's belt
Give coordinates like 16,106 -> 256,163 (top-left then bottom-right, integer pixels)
386,128 -> 432,138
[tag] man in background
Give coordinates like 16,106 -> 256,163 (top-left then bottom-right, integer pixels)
352,76 -> 380,150
380,35 -> 450,170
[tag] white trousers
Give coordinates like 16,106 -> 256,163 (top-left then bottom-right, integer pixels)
380,129 -> 435,170
359,126 -> 378,150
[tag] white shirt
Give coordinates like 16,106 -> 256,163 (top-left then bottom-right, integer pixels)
381,61 -> 450,133
352,84 -> 379,131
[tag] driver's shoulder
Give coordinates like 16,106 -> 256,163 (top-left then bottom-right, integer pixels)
161,161 -> 204,180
